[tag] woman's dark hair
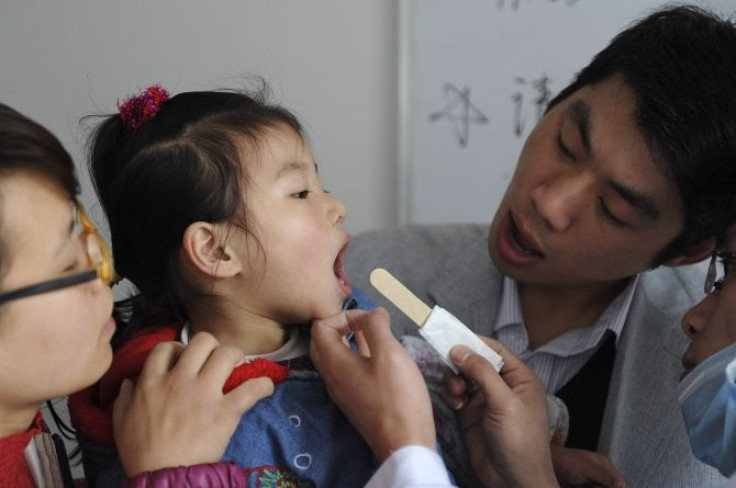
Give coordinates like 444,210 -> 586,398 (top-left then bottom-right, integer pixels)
547,5 -> 736,265
0,103 -> 79,276
88,86 -> 304,346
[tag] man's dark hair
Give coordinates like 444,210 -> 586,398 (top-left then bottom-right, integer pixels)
548,5 -> 736,264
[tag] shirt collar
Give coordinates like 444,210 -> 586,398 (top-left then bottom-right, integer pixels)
494,275 -> 639,356
180,323 -> 307,361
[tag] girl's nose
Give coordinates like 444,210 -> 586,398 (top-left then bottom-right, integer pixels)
328,192 -> 346,225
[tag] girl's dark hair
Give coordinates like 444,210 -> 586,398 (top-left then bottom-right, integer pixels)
88,86 -> 304,346
0,103 -> 79,276
547,6 -> 736,265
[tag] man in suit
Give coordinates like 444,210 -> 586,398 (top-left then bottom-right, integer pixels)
347,6 -> 736,487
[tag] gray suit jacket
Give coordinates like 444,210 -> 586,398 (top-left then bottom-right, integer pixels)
347,224 -> 726,487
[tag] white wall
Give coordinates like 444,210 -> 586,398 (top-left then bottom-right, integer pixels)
0,0 -> 400,235
399,0 -> 736,225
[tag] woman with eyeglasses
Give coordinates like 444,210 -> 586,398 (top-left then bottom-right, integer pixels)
0,103 -> 275,487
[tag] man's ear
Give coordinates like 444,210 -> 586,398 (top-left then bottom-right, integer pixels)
662,236 -> 717,267
181,222 -> 241,278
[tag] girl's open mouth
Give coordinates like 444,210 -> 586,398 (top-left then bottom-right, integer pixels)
334,239 -> 352,297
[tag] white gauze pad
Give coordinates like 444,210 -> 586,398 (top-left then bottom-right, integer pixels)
370,268 -> 504,374
419,305 -> 504,374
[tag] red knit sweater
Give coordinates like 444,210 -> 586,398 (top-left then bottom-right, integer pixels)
0,412 -> 45,487
69,324 -> 289,446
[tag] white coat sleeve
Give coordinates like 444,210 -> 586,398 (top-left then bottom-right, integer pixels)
364,445 -> 456,488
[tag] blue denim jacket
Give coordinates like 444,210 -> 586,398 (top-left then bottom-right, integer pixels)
224,362 -> 375,487
222,290 -> 377,487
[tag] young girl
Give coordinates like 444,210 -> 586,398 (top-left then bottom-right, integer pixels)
69,85 -> 380,487
0,102 -> 274,487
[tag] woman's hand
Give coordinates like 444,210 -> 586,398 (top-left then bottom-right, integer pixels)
113,332 -> 274,476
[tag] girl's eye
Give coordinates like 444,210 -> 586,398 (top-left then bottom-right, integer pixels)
292,190 -> 310,199
599,197 -> 628,227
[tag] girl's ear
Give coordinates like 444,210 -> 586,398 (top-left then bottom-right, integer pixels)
181,222 -> 242,278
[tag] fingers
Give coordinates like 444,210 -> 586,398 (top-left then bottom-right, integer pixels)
586,453 -> 625,488
441,369 -> 471,410
112,378 -> 135,432
353,330 -> 371,357
476,336 -> 519,369
439,384 -> 466,410
552,446 -> 625,488
311,308 -> 389,368
170,332 -> 221,377
313,309 -> 370,336
198,344 -> 247,389
444,369 -> 470,397
313,308 -> 389,336
311,314 -> 360,372
450,344 -> 512,404
139,333 -> 222,386
352,308 -> 401,360
472,336 -> 543,393
138,341 -> 185,381
224,376 -> 275,415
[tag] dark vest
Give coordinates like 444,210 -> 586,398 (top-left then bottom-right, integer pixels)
555,331 -> 617,450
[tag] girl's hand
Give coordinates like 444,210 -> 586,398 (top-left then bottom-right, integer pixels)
310,308 -> 436,462
112,332 -> 274,476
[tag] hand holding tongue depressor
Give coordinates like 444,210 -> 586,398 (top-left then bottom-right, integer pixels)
369,268 -> 504,374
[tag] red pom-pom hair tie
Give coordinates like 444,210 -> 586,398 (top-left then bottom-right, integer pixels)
117,85 -> 170,133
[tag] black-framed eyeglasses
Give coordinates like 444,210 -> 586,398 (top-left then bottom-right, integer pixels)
0,201 -> 114,305
704,250 -> 736,295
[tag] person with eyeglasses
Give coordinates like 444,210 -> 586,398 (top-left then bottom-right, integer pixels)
346,6 -> 736,486
0,103 -> 275,487
0,201 -> 112,306
677,227 -> 736,482
308,228 -> 736,487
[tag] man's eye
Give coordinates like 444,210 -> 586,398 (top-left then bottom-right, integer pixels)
292,190 -> 310,199
599,197 -> 629,227
557,132 -> 576,161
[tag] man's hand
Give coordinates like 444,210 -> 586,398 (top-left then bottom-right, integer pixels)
113,332 -> 274,476
550,445 -> 625,488
310,307 -> 436,462
442,337 -> 558,488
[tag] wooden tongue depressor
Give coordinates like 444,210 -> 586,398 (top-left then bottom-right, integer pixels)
370,268 -> 504,374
